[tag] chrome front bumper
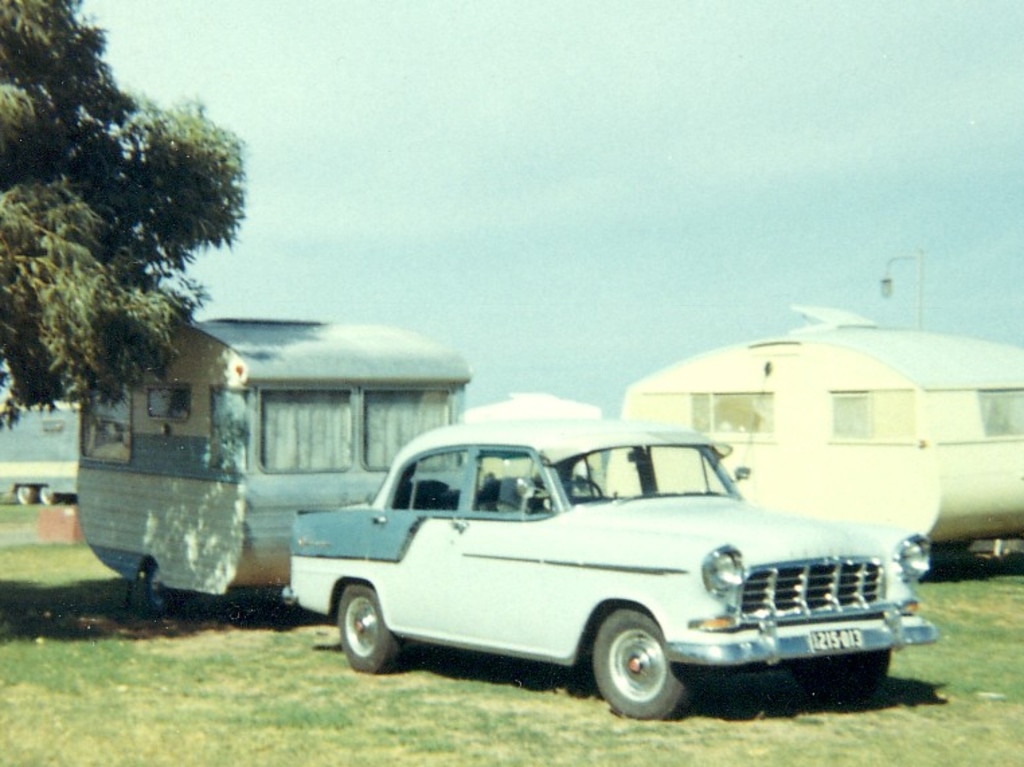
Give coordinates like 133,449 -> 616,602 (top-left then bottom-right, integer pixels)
667,612 -> 939,667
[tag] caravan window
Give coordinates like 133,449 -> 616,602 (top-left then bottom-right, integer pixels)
692,393 -> 774,436
261,390 -> 354,472
81,396 -> 131,462
831,390 -> 915,441
147,386 -> 191,421
210,389 -> 249,474
364,390 -> 451,470
979,389 -> 1024,437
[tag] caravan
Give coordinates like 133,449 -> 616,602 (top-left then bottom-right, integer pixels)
77,319 -> 470,613
623,307 -> 1024,546
0,403 -> 79,505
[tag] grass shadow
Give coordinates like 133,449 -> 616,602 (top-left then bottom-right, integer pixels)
684,668 -> 947,721
927,547 -> 1024,583
379,643 -> 946,720
0,578 -> 320,642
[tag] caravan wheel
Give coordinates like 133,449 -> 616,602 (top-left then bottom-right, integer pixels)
15,485 -> 40,505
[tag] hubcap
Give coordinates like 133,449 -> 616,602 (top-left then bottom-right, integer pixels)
627,653 -> 649,674
347,597 -> 379,656
609,630 -> 667,703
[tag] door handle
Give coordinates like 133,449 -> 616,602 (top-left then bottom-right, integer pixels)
451,519 -> 469,533
372,515 -> 388,526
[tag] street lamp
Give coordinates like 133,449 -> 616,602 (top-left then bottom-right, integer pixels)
880,250 -> 924,330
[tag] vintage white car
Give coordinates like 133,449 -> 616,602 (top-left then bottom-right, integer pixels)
288,420 -> 938,720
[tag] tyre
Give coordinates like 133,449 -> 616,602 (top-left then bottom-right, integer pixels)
338,585 -> 400,674
790,649 -> 891,705
592,608 -> 690,720
15,485 -> 40,505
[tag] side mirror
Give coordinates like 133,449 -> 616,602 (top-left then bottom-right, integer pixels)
734,466 -> 752,482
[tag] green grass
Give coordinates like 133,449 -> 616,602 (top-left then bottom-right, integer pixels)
1,543 -> 1022,766
0,502 -> 37,531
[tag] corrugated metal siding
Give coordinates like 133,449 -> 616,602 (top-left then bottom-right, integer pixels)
122,433 -> 232,482
78,467 -> 246,595
230,501 -> 294,586
0,408 -> 80,494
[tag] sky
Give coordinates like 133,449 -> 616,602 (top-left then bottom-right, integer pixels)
81,0 -> 1024,416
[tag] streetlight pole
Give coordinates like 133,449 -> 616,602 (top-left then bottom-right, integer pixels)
880,250 -> 924,330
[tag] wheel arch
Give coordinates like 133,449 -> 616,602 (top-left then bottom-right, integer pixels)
328,576 -> 376,623
575,598 -> 659,665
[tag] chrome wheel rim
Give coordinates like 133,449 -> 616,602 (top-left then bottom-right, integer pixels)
608,629 -> 667,703
345,596 -> 380,657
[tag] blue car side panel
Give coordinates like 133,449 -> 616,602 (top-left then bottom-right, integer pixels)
292,508 -> 425,562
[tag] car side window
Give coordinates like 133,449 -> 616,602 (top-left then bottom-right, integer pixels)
471,449 -> 551,514
390,449 -> 467,511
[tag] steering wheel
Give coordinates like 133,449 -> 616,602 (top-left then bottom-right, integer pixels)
571,476 -> 604,499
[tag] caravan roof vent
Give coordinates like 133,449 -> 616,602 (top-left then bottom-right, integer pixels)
790,305 -> 877,332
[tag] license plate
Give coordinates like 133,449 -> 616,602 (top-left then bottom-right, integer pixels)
808,628 -> 864,653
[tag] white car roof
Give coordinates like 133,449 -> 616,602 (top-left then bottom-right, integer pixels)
396,419 -> 714,465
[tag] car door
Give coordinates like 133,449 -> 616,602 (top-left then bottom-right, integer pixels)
368,447 -> 472,633
406,447 -> 578,658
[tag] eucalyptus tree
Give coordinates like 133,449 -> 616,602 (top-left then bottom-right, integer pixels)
0,0 -> 245,421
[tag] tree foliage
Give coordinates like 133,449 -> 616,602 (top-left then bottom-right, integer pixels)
0,0 -> 245,420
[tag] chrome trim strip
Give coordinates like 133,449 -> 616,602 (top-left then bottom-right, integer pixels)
461,552 -> 689,576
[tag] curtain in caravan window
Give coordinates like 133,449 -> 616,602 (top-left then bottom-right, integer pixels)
261,391 -> 353,472
980,389 -> 1024,436
832,393 -> 871,439
364,390 -> 450,469
831,390 -> 914,440
690,393 -> 774,435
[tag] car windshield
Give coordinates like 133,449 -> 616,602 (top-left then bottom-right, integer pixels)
552,444 -> 737,504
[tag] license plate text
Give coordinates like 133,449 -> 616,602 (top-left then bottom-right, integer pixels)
808,628 -> 864,653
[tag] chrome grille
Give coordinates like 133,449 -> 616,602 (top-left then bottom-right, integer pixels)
741,559 -> 883,619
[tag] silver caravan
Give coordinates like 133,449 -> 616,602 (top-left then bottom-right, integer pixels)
0,403 -> 79,505
77,320 -> 471,613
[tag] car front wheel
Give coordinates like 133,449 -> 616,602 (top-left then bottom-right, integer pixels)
338,585 -> 400,674
592,608 -> 690,720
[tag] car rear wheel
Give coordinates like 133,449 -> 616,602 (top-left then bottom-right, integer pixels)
338,585 -> 400,674
592,608 -> 690,720
790,649 -> 891,705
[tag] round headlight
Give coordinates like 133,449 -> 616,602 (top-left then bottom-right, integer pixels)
895,535 -> 931,581
702,546 -> 744,598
